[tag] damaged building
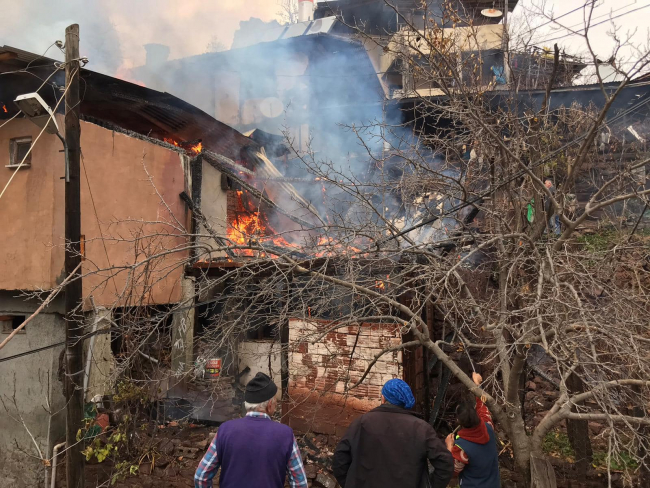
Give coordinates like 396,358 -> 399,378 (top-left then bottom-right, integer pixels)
0,40 -> 410,485
125,0 -> 650,438
0,45 -> 305,485
3,1 -> 650,484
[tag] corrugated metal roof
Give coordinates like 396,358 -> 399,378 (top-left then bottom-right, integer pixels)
0,45 -> 255,160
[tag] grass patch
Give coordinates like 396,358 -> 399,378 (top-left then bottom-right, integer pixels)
592,449 -> 639,472
576,230 -> 620,253
542,431 -> 575,462
542,430 -> 640,473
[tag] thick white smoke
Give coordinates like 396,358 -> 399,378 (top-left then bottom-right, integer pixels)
0,0 -> 280,76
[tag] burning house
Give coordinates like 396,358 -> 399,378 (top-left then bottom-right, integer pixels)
2,4 -> 650,485
0,44 -> 322,485
124,0 -> 650,441
0,41 -> 408,484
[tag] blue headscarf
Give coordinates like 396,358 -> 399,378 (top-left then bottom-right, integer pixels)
381,379 -> 415,410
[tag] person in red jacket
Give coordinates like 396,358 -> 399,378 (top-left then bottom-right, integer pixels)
445,373 -> 500,488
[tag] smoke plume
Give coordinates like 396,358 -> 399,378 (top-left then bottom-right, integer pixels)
0,0 -> 280,76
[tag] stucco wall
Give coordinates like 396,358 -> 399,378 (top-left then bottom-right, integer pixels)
78,121 -> 189,306
0,117 -> 190,306
0,117 -> 65,291
198,159 -> 228,259
0,293 -> 66,488
238,340 -> 282,393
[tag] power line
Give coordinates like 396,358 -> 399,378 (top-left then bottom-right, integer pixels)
0,328 -> 111,364
516,1 -> 610,40
0,42 -> 62,77
524,0 -> 637,43
0,67 -> 77,201
533,3 -> 650,45
80,152 -> 120,294
0,340 -> 66,363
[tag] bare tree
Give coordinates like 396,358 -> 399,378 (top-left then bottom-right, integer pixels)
16,2 -> 650,487
277,0 -> 299,24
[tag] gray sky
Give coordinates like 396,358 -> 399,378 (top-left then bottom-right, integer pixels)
510,0 -> 650,72
0,0 -> 280,76
0,0 -> 647,78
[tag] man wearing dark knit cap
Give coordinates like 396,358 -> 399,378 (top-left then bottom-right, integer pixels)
194,372 -> 308,488
333,378 -> 454,488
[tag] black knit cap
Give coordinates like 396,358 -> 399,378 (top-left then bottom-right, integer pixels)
244,372 -> 278,404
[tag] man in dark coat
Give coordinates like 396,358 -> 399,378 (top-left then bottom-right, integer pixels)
333,379 -> 454,488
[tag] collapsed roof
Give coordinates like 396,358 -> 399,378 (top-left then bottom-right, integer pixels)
0,45 -> 256,161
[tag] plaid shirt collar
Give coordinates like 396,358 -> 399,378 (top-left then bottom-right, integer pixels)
245,411 -> 271,419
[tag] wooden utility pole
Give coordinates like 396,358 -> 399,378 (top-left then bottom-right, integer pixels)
64,23 -> 85,488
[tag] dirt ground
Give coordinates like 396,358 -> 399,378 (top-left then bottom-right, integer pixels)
56,422 -> 338,488
56,419 -> 620,488
56,369 -> 629,488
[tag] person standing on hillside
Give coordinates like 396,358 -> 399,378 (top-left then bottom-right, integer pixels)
544,178 -> 561,235
332,378 -> 454,488
445,373 -> 500,488
194,372 -> 308,488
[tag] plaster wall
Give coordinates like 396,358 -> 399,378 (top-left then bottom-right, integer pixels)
198,159 -> 229,259
0,117 -> 190,306
238,340 -> 282,393
0,293 -> 66,488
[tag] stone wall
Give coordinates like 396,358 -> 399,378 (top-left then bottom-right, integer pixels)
285,318 -> 402,436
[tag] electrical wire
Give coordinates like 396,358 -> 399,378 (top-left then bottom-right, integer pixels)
0,340 -> 67,362
0,327 -> 113,364
521,0 -> 636,43
80,151 -> 120,294
0,42 -> 61,77
515,1 -> 612,40
376,86 -> 650,246
532,3 -> 650,45
0,67 -> 78,202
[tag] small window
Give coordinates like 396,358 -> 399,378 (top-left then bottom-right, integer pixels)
0,315 -> 27,334
7,137 -> 32,168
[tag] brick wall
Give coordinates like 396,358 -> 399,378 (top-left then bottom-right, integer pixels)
285,318 -> 403,436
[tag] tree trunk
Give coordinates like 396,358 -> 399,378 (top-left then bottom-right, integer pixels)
528,427 -> 559,488
508,407 -> 558,488
508,408 -> 534,486
530,453 -> 558,488
566,373 -> 593,477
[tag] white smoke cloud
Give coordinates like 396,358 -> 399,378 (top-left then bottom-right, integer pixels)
0,0 -> 281,76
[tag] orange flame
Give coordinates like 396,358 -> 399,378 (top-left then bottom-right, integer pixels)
226,191 -> 365,259
2,105 -> 7,113
375,274 -> 390,290
227,190 -> 298,256
163,138 -> 202,154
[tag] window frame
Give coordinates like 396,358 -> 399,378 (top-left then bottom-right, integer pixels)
6,136 -> 33,169
0,315 -> 28,334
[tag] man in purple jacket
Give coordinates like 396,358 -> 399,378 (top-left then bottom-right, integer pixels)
194,372 -> 308,488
